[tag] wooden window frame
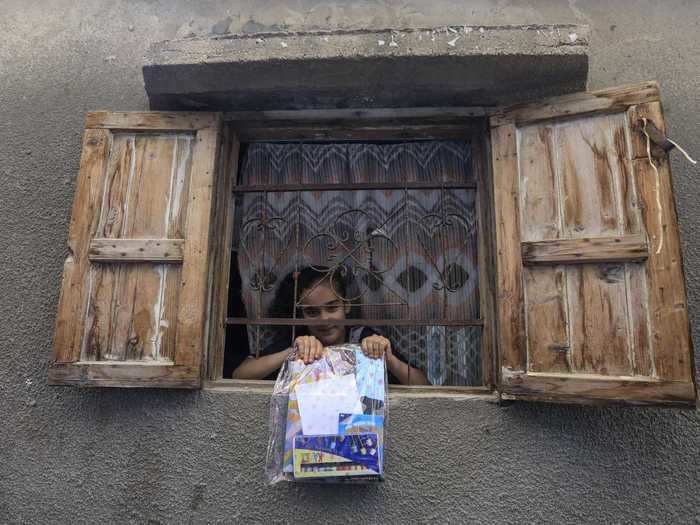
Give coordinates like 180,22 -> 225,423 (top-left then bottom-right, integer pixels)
204,107 -> 497,394
47,83 -> 695,403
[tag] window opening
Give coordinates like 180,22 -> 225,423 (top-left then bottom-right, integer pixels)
224,140 -> 483,386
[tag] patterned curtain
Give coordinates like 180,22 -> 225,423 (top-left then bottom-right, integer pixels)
233,141 -> 482,385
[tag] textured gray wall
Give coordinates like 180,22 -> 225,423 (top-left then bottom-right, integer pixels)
1,1 -> 699,523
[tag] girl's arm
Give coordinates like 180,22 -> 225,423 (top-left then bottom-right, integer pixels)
231,349 -> 291,379
361,334 -> 429,385
231,336 -> 324,379
386,352 -> 429,385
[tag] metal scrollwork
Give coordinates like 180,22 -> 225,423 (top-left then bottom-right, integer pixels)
302,207 -> 406,305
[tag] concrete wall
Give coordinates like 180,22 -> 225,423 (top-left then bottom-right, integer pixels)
1,1 -> 699,523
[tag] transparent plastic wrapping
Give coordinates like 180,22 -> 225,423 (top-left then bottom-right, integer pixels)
266,343 -> 387,484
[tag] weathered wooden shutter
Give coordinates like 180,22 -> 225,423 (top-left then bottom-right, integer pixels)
490,82 -> 696,405
49,112 -> 223,387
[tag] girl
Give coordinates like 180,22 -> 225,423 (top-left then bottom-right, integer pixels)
232,266 -> 428,385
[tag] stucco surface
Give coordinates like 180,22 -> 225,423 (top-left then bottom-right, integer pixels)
1,1 -> 699,523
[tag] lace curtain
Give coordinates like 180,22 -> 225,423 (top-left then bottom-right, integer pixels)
233,141 -> 482,386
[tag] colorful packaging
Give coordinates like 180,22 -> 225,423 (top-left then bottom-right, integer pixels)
266,344 -> 387,484
293,433 -> 381,479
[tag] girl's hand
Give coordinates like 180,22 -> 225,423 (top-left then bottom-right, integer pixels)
361,335 -> 392,360
294,335 -> 324,364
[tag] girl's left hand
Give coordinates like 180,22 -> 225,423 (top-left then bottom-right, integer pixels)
361,335 -> 392,360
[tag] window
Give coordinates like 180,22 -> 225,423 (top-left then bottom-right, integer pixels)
49,83 -> 697,406
223,140 -> 488,386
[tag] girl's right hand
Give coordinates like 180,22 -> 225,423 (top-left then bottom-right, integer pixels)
294,335 -> 324,364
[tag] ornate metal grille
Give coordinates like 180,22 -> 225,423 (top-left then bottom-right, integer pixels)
227,141 -> 482,385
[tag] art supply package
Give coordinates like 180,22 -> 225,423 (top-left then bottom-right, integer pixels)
265,343 -> 387,484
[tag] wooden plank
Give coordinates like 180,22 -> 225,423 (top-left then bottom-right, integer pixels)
566,263 -> 633,376
95,134 -> 133,238
127,265 -> 163,361
127,135 -> 177,237
230,115 -> 486,136
86,111 -> 220,131
207,129 -> 239,381
174,122 -> 222,368
100,136 -> 162,361
81,135 -> 142,361
52,128 -> 111,363
235,124 -> 478,142
558,116 -> 621,238
202,380 -> 498,399
48,362 -> 199,388
626,262 -> 654,377
124,136 -> 176,362
167,135 -> 195,237
82,135 -> 175,362
633,152 -> 694,382
557,114 -> 640,377
491,81 -> 660,127
80,264 -> 116,361
609,113 -> 643,235
225,106 -> 487,123
519,124 -> 560,242
523,267 -> 571,373
475,133 -> 495,387
522,235 -> 649,265
88,239 -> 184,262
82,263 -> 175,361
517,124 -> 571,374
500,368 -> 695,405
609,111 -> 653,376
161,135 -> 194,362
490,122 -> 526,371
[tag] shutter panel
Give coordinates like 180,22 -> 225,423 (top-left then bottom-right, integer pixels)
490,82 -> 696,405
49,112 -> 223,387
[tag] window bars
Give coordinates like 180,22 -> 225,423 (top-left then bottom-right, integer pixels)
227,141 -> 483,386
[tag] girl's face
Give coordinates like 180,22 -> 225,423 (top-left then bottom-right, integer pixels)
300,280 -> 350,347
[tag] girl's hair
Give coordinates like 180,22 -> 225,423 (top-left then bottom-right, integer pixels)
267,265 -> 359,339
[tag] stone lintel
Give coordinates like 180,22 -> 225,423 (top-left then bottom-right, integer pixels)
144,25 -> 589,111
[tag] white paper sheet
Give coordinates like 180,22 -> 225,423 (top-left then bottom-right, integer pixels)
295,374 -> 363,435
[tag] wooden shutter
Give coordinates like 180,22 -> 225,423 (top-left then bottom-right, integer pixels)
490,82 -> 696,405
49,112 -> 223,388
